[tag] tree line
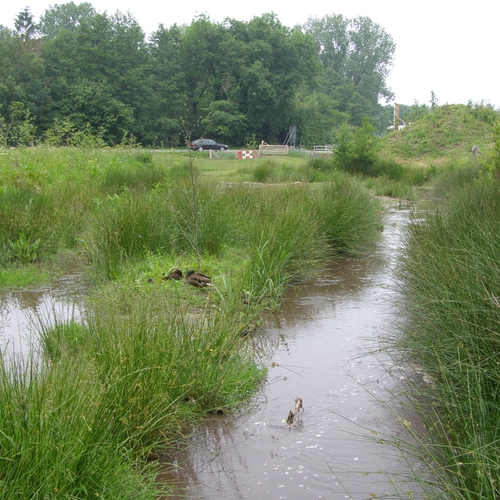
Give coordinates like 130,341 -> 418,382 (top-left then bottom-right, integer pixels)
0,3 -> 397,147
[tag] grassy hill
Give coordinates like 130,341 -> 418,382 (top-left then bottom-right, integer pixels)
380,104 -> 498,166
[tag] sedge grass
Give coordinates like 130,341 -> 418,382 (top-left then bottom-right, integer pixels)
40,288 -> 264,450
385,175 -> 500,499
0,290 -> 263,497
83,175 -> 382,284
0,350 -> 163,498
310,176 -> 383,255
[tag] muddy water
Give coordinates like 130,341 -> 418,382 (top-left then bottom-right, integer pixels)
160,206 -> 425,499
0,266 -> 88,358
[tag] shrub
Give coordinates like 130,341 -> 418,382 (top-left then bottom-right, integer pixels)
334,118 -> 380,175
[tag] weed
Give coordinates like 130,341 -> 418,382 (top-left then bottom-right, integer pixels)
8,232 -> 41,263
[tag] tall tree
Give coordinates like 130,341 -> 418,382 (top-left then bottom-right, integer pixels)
42,10 -> 151,143
15,7 -> 39,41
303,14 -> 395,123
0,9 -> 398,146
220,13 -> 319,142
0,20 -> 48,131
290,91 -> 348,147
180,15 -> 225,124
39,2 -> 96,39
149,13 -> 319,145
0,24 -> 13,38
148,23 -> 186,146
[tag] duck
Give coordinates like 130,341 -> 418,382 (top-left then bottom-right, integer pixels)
163,269 -> 184,281
185,270 -> 212,287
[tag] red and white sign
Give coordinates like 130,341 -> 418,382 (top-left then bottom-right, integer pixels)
237,150 -> 258,159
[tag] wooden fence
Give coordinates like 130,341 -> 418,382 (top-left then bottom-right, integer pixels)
259,141 -> 289,155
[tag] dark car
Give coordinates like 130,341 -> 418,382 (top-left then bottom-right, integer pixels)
189,138 -> 228,151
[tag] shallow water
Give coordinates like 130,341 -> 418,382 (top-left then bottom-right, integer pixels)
158,207 -> 426,499
0,267 -> 87,358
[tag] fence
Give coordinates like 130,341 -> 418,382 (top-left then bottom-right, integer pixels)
312,145 -> 335,156
259,141 -> 289,155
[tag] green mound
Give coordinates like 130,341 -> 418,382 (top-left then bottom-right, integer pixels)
381,104 -> 497,164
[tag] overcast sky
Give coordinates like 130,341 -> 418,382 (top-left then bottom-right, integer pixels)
3,0 -> 499,108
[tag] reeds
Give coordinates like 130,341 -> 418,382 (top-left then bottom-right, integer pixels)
0,350 -> 161,498
0,292 -> 263,497
387,172 -> 500,498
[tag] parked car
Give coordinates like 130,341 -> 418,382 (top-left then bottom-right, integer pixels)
189,138 -> 228,151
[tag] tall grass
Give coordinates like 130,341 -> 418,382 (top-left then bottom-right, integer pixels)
311,176 -> 383,255
235,185 -> 329,309
167,181 -> 245,257
0,184 -> 89,264
387,174 -> 500,498
0,148 -> 171,267
0,147 -> 386,496
431,161 -> 481,199
81,188 -> 174,280
252,159 -> 275,182
0,351 -> 161,498
68,291 -> 262,448
83,175 -> 382,283
0,288 -> 264,497
99,151 -> 168,194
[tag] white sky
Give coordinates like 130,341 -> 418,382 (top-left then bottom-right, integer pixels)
3,0 -> 499,107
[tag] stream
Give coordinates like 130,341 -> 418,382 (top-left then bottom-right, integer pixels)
157,204 -> 427,499
0,204 -> 426,499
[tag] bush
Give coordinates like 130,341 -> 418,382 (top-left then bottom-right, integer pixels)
334,118 -> 380,175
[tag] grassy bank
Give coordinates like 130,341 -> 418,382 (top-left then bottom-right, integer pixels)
0,147 -> 383,497
386,169 -> 500,499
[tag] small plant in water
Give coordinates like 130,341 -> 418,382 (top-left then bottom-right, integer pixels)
8,232 -> 41,263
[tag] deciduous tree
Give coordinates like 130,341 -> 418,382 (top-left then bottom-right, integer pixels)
303,14 -> 395,122
42,10 -> 151,143
39,2 -> 96,39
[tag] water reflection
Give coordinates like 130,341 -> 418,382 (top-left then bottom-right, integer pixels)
159,208 -> 426,499
0,268 -> 88,357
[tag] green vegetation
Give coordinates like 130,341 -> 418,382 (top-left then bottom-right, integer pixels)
0,146 -> 383,497
383,173 -> 500,499
0,265 -> 50,288
1,6 -> 395,147
375,104 -> 500,499
1,101 -> 500,498
381,103 -> 496,165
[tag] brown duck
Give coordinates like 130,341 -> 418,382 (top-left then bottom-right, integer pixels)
163,269 -> 184,281
185,270 -> 212,287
